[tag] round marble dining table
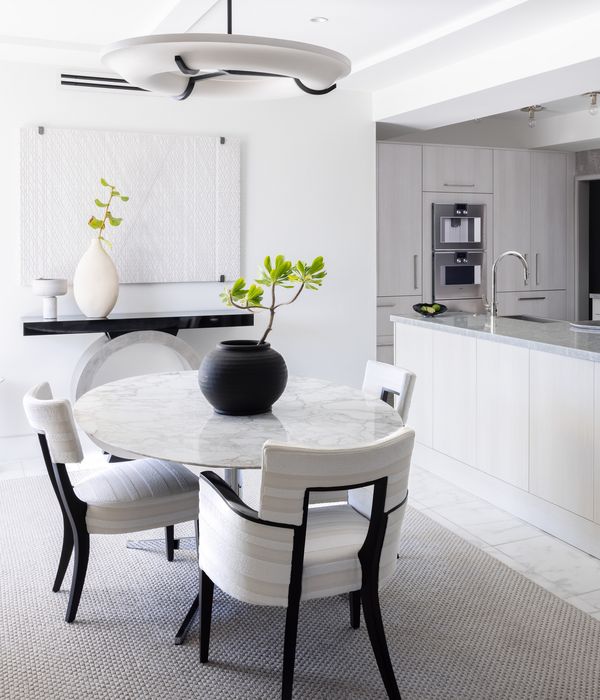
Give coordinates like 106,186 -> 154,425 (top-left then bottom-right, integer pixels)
74,371 -> 404,469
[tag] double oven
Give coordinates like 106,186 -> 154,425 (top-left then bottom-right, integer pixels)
432,203 -> 485,310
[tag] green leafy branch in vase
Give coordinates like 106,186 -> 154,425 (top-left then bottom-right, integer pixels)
221,254 -> 327,344
88,178 -> 129,249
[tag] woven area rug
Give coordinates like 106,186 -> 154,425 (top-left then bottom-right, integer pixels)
1,475 -> 600,699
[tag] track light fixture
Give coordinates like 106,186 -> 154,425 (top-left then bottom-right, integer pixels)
520,105 -> 544,128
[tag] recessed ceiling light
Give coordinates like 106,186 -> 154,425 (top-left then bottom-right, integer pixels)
310,16 -> 329,23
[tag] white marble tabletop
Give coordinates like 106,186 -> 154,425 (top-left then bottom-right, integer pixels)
392,312 -> 600,362
74,372 -> 403,469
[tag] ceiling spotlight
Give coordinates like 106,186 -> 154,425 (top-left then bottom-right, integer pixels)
310,17 -> 329,23
520,105 -> 544,128
584,92 -> 600,116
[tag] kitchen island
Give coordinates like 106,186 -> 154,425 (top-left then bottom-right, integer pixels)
393,312 -> 600,558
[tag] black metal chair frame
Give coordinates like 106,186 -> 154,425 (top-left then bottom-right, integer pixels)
37,433 -> 195,623
197,470 -> 406,700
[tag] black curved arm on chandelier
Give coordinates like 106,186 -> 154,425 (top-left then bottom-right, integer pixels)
175,55 -> 199,76
174,71 -> 230,100
294,79 -> 337,95
173,56 -> 338,100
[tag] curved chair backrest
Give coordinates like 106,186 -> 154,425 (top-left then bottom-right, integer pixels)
23,383 -> 83,466
260,426 -> 414,526
362,360 -> 416,424
259,427 -> 414,587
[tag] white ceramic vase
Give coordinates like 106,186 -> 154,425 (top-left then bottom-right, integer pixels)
73,237 -> 119,318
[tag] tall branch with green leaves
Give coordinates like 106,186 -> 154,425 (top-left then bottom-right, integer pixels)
221,254 -> 327,344
88,178 -> 129,249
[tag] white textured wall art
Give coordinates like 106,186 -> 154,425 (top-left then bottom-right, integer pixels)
20,127 -> 240,284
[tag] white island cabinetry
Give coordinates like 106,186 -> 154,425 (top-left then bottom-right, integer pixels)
394,313 -> 600,558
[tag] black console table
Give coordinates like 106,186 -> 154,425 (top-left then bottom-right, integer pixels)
22,309 -> 255,406
22,310 -> 253,339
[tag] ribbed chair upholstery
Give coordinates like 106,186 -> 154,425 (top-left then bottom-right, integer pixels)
197,426 -> 415,700
23,382 -> 199,623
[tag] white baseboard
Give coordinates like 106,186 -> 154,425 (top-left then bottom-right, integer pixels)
414,442 -> 600,560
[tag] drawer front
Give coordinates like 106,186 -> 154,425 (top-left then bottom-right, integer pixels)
377,295 -> 422,341
496,290 -> 567,320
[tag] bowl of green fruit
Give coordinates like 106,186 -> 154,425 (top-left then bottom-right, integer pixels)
413,302 -> 447,317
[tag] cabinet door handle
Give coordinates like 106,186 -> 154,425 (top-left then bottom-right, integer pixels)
523,253 -> 528,286
377,301 -> 396,308
518,296 -> 546,301
535,253 -> 540,286
413,254 -> 419,289
443,183 -> 475,187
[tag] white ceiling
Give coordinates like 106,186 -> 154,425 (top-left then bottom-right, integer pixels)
3,0 -> 600,151
0,0 -> 529,66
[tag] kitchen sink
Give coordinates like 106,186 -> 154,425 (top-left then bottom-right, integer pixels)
502,314 -> 555,324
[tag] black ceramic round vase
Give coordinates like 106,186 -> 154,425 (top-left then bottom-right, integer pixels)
198,340 -> 288,415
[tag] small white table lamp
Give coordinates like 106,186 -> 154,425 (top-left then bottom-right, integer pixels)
32,278 -> 68,319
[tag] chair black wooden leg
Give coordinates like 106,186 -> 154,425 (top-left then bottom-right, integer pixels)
65,529 -> 90,623
165,525 -> 175,562
53,514 -> 74,592
199,570 -> 214,663
361,582 -> 401,700
281,593 -> 301,700
349,590 -> 361,629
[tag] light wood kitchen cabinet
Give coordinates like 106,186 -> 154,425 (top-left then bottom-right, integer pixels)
493,149 -> 567,294
493,149 -> 532,292
529,350 -> 594,519
394,323 -> 433,446
423,145 -> 493,193
531,151 -> 567,291
432,331 -> 477,465
476,339 -> 529,490
495,290 -> 567,320
377,143 -> 423,297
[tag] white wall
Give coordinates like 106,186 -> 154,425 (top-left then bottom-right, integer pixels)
0,62 -> 376,457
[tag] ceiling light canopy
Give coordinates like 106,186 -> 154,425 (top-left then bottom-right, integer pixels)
101,1 -> 350,100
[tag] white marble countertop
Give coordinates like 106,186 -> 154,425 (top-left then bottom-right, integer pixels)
392,312 -> 600,362
589,294 -> 600,299
74,373 -> 403,468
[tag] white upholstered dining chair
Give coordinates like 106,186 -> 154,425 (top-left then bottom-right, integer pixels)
362,360 -> 416,424
23,382 -> 199,623
197,426 -> 415,700
305,360 -> 416,509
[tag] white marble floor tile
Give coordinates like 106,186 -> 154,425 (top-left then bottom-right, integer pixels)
431,501 -> 515,528
420,508 -> 488,548
409,480 -> 479,509
571,588 -> 600,611
440,513 -> 543,546
564,595 -> 600,614
20,457 -> 46,475
480,545 -> 530,574
497,535 -> 600,596
0,461 -> 24,480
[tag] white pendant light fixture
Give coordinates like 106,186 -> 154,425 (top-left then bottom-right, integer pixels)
520,105 -> 544,128
101,0 -> 351,100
